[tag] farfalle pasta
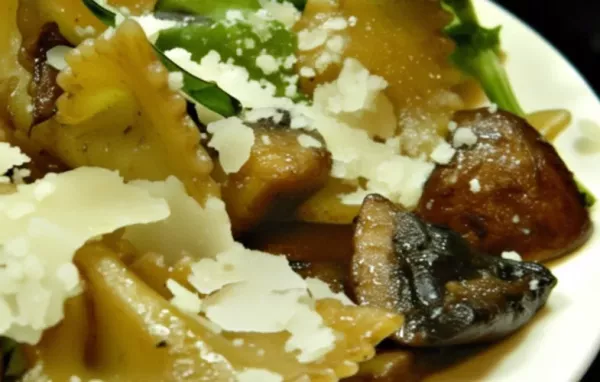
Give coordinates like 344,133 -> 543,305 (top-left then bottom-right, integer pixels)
0,0 -> 592,381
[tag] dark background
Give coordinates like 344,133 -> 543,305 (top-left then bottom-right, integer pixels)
495,1 -> 599,379
497,0 -> 600,94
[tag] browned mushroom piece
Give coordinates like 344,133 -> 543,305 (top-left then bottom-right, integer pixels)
27,23 -> 72,126
417,108 -> 592,262
222,114 -> 332,235
352,194 -> 557,347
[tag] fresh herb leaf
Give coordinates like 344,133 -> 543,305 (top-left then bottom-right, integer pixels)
82,0 -> 241,118
441,0 -> 525,117
82,0 -> 118,26
155,0 -> 261,19
156,19 -> 297,98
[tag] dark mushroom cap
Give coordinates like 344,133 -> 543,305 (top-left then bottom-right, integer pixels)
352,194 -> 557,347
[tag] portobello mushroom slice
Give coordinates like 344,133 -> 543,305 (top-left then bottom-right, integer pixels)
417,108 -> 592,262
222,113 -> 332,235
352,194 -> 557,347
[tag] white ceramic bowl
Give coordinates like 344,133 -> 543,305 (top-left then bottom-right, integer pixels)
427,1 -> 600,381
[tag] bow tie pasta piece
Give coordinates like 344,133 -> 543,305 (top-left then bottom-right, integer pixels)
31,20 -> 219,202
27,242 -> 401,381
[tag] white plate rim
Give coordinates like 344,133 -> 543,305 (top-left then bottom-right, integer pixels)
427,1 -> 600,381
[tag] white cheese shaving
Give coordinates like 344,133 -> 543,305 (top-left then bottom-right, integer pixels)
453,127 -> 478,148
124,177 -> 235,263
430,141 -> 456,165
46,46 -> 72,71
0,163 -> 169,344
469,178 -> 481,193
501,251 -> 522,262
297,28 -> 329,51
256,54 -> 280,75
322,17 -> 348,31
166,49 -> 295,110
74,25 -> 96,37
529,279 -> 539,291
207,117 -> 256,174
167,279 -> 203,315
133,14 -> 181,42
306,278 -> 355,306
259,0 -> 300,29
300,66 -> 316,78
0,143 -> 29,175
237,368 -> 283,382
167,71 -> 184,92
315,58 -> 387,114
448,120 -> 458,132
297,134 -> 322,149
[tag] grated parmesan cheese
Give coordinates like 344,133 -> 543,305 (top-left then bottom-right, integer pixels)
46,46 -> 72,71
297,134 -> 322,149
297,28 -> 329,51
166,279 -> 202,315
453,127 -> 478,148
207,117 -> 256,174
430,141 -> 456,165
0,143 -> 29,174
124,177 -> 235,263
469,178 -> 481,193
256,54 -> 280,75
306,278 -> 355,306
259,0 -> 300,29
237,368 -> 283,382
321,17 -> 348,31
0,154 -> 169,344
167,71 -> 184,92
299,66 -> 316,78
501,251 -> 522,262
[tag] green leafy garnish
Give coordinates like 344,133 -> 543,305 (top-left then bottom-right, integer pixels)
441,0 -> 525,117
82,0 -> 241,118
155,0 -> 307,16
155,0 -> 260,19
156,19 -> 298,98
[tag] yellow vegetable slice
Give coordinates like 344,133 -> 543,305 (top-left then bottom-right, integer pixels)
31,20 -> 219,202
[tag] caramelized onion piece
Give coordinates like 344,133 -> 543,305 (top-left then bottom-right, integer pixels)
418,109 -> 591,262
352,194 -> 557,347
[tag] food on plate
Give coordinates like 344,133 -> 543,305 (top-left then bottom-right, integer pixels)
417,109 -> 592,262
0,0 -> 593,380
353,195 -> 556,346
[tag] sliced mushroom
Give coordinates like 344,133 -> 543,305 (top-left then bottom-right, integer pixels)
28,23 -> 72,126
352,194 -> 557,347
417,108 -> 592,262
222,114 -> 332,235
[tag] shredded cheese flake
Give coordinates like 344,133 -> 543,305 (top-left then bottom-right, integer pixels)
208,117 -> 256,174
0,150 -> 169,344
